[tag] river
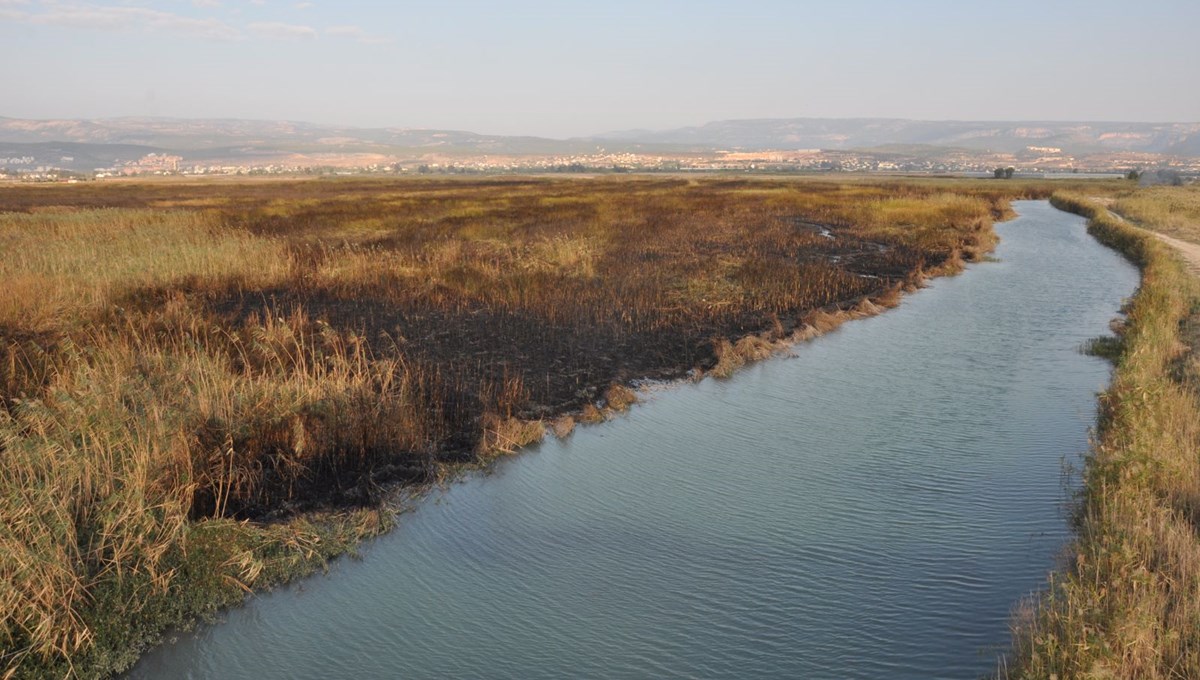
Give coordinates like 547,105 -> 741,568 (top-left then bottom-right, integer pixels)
129,200 -> 1140,679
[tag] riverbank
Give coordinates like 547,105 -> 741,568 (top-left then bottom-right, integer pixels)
1004,191 -> 1200,677
1,177 -> 1111,678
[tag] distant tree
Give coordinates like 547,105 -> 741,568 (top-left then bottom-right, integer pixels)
993,167 -> 1005,179
1126,169 -> 1141,181
1004,167 -> 1015,179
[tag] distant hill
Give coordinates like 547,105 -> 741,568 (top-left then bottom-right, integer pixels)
0,117 -> 606,157
0,141 -> 161,172
595,118 -> 1200,155
2,116 -> 1198,171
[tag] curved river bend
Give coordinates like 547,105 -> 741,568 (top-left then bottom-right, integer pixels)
131,201 -> 1140,679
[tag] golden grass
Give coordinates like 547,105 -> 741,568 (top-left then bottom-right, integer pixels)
0,308 -> 438,675
0,209 -> 289,331
1003,191 -> 1200,679
1112,184 -> 1200,245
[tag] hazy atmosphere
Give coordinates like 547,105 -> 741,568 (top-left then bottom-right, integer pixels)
1,0 -> 1197,136
5,3 -> 1200,679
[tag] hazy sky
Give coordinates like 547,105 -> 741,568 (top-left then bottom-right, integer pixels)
1,0 -> 1197,137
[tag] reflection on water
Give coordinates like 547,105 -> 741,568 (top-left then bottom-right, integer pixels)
130,201 -> 1139,680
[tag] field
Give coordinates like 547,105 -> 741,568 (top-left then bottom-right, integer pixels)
0,175 -> 1073,678
1003,185 -> 1200,679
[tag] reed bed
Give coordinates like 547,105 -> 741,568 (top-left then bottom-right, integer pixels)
1003,191 -> 1200,678
0,176 -> 1045,678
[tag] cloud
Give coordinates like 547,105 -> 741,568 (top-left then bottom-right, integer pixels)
2,2 -> 380,45
24,5 -> 241,40
247,20 -> 317,40
294,2 -> 314,9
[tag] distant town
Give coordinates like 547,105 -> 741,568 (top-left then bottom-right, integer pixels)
5,145 -> 1200,183
3,116 -> 1200,183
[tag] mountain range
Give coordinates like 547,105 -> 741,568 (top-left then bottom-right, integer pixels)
598,118 -> 1200,156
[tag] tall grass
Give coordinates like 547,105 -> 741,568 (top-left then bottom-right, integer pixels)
1003,192 -> 1200,678
0,209 -> 290,331
0,209 -> 440,677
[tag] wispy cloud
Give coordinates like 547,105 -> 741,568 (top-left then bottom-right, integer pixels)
247,20 -> 317,40
21,4 -> 241,40
0,2 -> 387,45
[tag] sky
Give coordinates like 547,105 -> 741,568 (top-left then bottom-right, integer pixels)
1,0 -> 1197,138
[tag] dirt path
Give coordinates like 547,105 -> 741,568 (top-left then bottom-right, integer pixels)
1097,200 -> 1200,277
1150,231 -> 1200,277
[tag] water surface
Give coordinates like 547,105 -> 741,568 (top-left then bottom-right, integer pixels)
131,201 -> 1139,679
